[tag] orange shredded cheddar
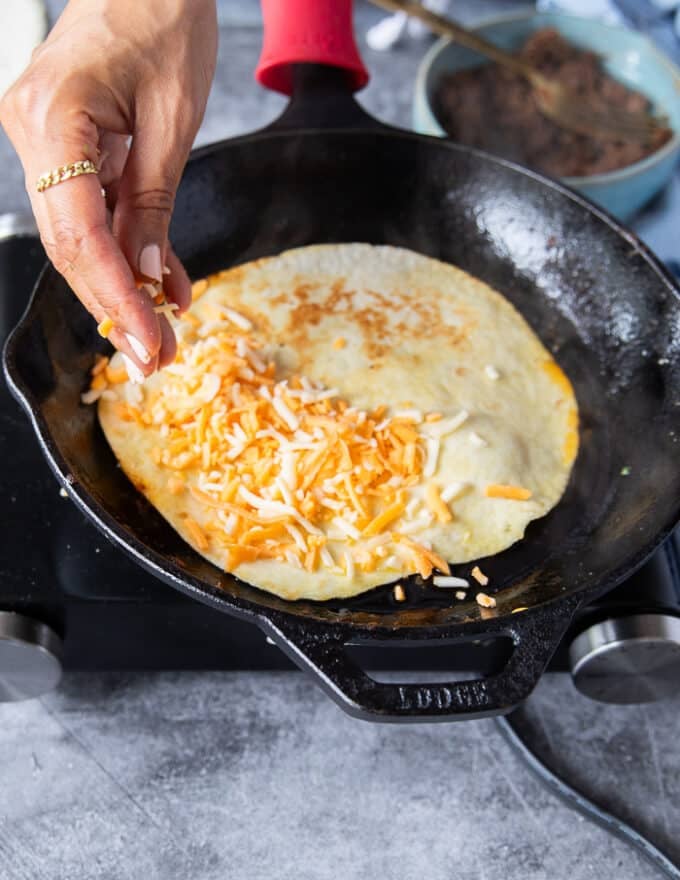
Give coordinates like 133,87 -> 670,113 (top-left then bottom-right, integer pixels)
485,484 -> 532,501
105,365 -> 128,384
425,482 -> 453,523
332,336 -> 346,350
91,356 -> 109,376
97,317 -> 114,338
90,373 -> 107,391
184,516 -> 209,551
363,498 -> 407,537
425,412 -> 442,423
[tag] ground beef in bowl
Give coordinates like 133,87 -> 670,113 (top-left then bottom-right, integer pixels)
433,28 -> 672,177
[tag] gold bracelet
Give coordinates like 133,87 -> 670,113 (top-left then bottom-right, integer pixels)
36,159 -> 98,193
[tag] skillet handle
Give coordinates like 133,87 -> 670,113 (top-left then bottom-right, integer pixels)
256,0 -> 369,95
264,599 -> 581,722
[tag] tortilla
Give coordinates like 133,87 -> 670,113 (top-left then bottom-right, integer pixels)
96,244 -> 578,601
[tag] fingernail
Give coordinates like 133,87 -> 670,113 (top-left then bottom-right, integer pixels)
139,244 -> 162,283
124,333 -> 151,364
122,353 -> 145,384
162,265 -> 171,276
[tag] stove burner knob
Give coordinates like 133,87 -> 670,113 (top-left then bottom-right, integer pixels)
569,614 -> 680,705
0,612 -> 62,702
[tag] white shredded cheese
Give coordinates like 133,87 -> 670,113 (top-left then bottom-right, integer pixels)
333,517 -> 361,541
272,397 -> 299,431
280,452 -> 297,491
425,410 -> 469,437
285,523 -> 307,552
343,550 -> 355,580
423,436 -> 440,478
275,476 -> 294,507
223,308 -> 253,331
469,431 -> 488,448
485,365 -> 501,380
284,549 -> 303,568
440,481 -> 466,503
153,303 -> 179,315
394,408 -> 423,423
246,348 -> 266,373
433,576 -> 470,588
81,389 -> 102,404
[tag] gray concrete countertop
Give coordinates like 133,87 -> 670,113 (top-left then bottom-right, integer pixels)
1,2 -> 679,878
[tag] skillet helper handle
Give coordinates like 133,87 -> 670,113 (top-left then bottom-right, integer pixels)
256,0 -> 369,95
266,599 -> 581,721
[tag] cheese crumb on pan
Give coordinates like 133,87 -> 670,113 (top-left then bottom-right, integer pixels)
476,592 -> 496,608
433,575 -> 469,588
471,565 -> 489,586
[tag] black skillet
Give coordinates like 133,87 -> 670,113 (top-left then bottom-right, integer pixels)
4,0 -> 680,721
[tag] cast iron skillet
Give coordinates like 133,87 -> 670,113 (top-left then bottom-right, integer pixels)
4,3 -> 680,721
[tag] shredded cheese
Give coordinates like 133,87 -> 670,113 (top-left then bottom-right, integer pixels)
85,313 -> 486,580
471,565 -> 489,586
433,575 -> 469,588
485,484 -> 532,501
425,482 -> 453,524
97,317 -> 114,338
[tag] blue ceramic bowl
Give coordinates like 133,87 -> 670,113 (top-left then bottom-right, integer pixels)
413,11 -> 680,221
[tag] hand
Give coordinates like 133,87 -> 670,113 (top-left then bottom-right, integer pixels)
0,0 -> 217,377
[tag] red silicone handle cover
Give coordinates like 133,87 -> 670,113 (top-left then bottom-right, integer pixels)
256,0 -> 369,95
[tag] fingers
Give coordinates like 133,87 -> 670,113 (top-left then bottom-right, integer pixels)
113,112 -> 195,286
66,268 -> 159,381
163,246 -> 192,314
36,170 -> 161,370
98,131 -> 129,210
157,314 -> 178,369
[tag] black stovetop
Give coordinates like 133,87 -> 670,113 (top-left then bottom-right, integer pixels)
1,232 -> 678,674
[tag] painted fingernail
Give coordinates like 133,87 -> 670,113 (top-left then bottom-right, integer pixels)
124,333 -> 151,364
162,265 -> 171,276
122,353 -> 145,384
139,244 -> 162,283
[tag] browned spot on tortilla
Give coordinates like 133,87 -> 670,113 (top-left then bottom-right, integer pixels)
281,280 -> 474,362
